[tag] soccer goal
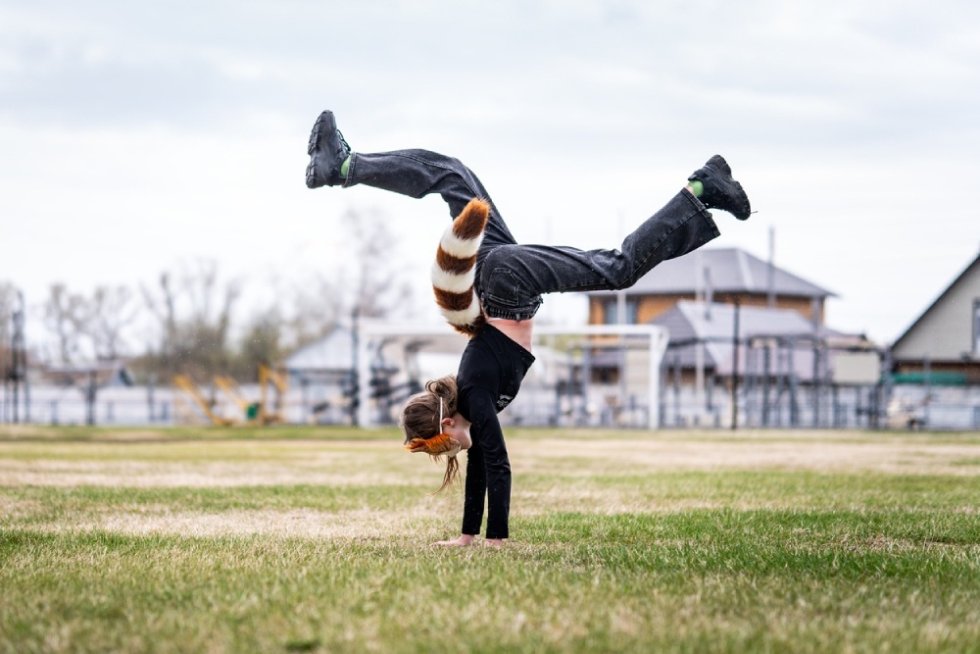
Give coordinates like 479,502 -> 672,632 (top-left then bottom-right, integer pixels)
354,321 -> 669,429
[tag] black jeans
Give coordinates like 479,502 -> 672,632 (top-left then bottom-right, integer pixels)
347,149 -> 720,320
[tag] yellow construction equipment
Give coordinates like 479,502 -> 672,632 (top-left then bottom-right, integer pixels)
214,375 -> 255,422
173,374 -> 236,426
173,366 -> 289,426
258,364 -> 288,425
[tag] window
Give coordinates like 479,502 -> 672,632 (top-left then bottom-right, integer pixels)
603,297 -> 638,324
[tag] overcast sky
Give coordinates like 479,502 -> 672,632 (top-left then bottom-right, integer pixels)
2,0 -> 979,347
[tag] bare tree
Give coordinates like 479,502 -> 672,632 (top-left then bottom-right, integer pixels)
283,273 -> 344,350
269,208 -> 412,354
339,207 -> 413,319
127,207 -> 413,382
0,282 -> 17,380
0,282 -> 16,346
138,259 -> 241,381
88,285 -> 138,360
141,272 -> 179,367
43,284 -> 88,364
235,307 -> 284,380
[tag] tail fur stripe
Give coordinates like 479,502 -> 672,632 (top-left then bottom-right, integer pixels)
431,198 -> 490,337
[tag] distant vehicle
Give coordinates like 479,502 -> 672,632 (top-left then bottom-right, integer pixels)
886,398 -> 926,430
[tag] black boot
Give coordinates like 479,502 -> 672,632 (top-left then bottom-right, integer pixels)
306,110 -> 351,188
688,155 -> 751,220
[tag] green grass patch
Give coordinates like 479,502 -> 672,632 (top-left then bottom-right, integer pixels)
1,426 -> 979,653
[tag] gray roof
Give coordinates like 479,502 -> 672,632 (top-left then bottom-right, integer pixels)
654,301 -> 859,378
589,247 -> 835,299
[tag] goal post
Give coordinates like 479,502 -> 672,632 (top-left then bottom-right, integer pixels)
355,321 -> 669,429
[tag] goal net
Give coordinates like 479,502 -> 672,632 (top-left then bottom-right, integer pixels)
354,321 -> 669,429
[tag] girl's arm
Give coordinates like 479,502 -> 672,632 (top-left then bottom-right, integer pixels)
466,389 -> 511,540
461,438 -> 486,536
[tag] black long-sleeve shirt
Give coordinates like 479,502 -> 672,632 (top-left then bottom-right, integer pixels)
456,324 -> 535,539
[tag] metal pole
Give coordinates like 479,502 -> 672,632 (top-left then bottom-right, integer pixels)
923,355 -> 932,427
24,363 -> 30,424
672,352 -> 681,427
10,295 -> 24,424
811,298 -> 821,427
351,309 -> 360,427
731,301 -> 740,431
647,328 -> 667,430
789,344 -> 799,427
617,292 -> 628,422
742,338 -> 759,427
880,347 -> 893,429
658,358 -> 667,428
86,370 -> 97,426
10,339 -> 18,424
694,257 -> 705,425
147,375 -> 156,423
767,226 -> 776,308
762,339 -> 771,427
582,341 -> 591,426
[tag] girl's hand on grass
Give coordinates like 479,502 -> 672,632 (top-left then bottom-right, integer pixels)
433,534 -> 475,547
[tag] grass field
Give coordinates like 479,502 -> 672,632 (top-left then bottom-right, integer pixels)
1,425 -> 979,653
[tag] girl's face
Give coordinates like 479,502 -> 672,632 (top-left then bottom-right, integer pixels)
441,414 -> 473,450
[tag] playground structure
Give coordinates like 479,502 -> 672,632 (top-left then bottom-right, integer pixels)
350,321 -> 670,429
173,364 -> 289,426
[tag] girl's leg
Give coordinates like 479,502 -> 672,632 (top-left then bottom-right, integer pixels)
479,189 -> 719,320
347,149 -> 518,250
306,111 -> 517,248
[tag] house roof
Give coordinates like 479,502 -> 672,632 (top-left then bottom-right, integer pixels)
652,301 -> 861,378
588,247 -> 835,299
892,252 -> 980,354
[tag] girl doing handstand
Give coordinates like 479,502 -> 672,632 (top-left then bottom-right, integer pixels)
306,110 -> 751,547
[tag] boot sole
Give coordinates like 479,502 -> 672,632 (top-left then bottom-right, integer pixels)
731,181 -> 751,221
306,110 -> 338,188
692,155 -> 751,220
710,158 -> 750,220
307,110 -> 336,156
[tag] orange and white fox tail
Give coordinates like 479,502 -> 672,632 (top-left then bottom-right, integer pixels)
431,197 -> 489,337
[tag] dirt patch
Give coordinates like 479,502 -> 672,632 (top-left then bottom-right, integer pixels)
515,486 -> 765,515
519,439 -> 980,476
2,437 -> 977,493
0,496 -> 44,520
836,533 -> 969,553
0,459 -> 424,488
42,506 -> 453,540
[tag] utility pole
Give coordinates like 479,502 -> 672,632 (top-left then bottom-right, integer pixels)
694,256 -> 705,425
